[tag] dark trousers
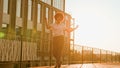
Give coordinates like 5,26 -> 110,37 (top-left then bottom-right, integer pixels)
52,35 -> 64,63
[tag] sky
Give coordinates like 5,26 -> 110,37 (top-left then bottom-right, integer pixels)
65,0 -> 120,52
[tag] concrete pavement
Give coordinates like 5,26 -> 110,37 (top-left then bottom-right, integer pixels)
30,63 -> 120,68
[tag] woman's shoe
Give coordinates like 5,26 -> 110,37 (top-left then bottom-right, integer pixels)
54,65 -> 57,68
58,61 -> 62,68
54,63 -> 58,68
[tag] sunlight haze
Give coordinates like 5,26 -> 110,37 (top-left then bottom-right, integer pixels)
65,0 -> 120,52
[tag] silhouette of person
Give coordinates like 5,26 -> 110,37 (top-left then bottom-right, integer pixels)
45,12 -> 78,68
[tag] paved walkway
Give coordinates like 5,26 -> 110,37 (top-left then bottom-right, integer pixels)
30,63 -> 120,68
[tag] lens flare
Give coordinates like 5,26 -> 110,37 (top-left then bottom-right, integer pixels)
0,32 -> 5,38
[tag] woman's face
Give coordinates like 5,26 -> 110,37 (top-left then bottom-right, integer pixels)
55,13 -> 64,23
56,16 -> 63,22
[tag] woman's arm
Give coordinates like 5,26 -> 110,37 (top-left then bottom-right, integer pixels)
45,18 -> 52,29
65,25 -> 78,32
64,17 -> 79,32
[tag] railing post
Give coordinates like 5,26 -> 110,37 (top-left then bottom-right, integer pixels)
92,48 -> 93,63
119,53 -> 120,63
20,34 -> 23,68
49,32 -> 52,66
82,46 -> 84,64
106,51 -> 107,63
100,49 -> 101,63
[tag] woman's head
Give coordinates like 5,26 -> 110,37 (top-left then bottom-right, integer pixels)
54,12 -> 64,23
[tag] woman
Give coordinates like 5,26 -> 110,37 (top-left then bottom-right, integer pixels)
45,12 -> 78,68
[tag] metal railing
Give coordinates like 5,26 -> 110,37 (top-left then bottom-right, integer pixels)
70,45 -> 120,64
0,33 -> 120,68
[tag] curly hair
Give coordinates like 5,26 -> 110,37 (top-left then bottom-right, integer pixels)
54,12 -> 64,21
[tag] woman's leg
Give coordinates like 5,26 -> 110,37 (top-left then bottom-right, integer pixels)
53,36 -> 64,67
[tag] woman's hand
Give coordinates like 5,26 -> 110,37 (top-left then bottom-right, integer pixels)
75,25 -> 79,30
65,25 -> 79,33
